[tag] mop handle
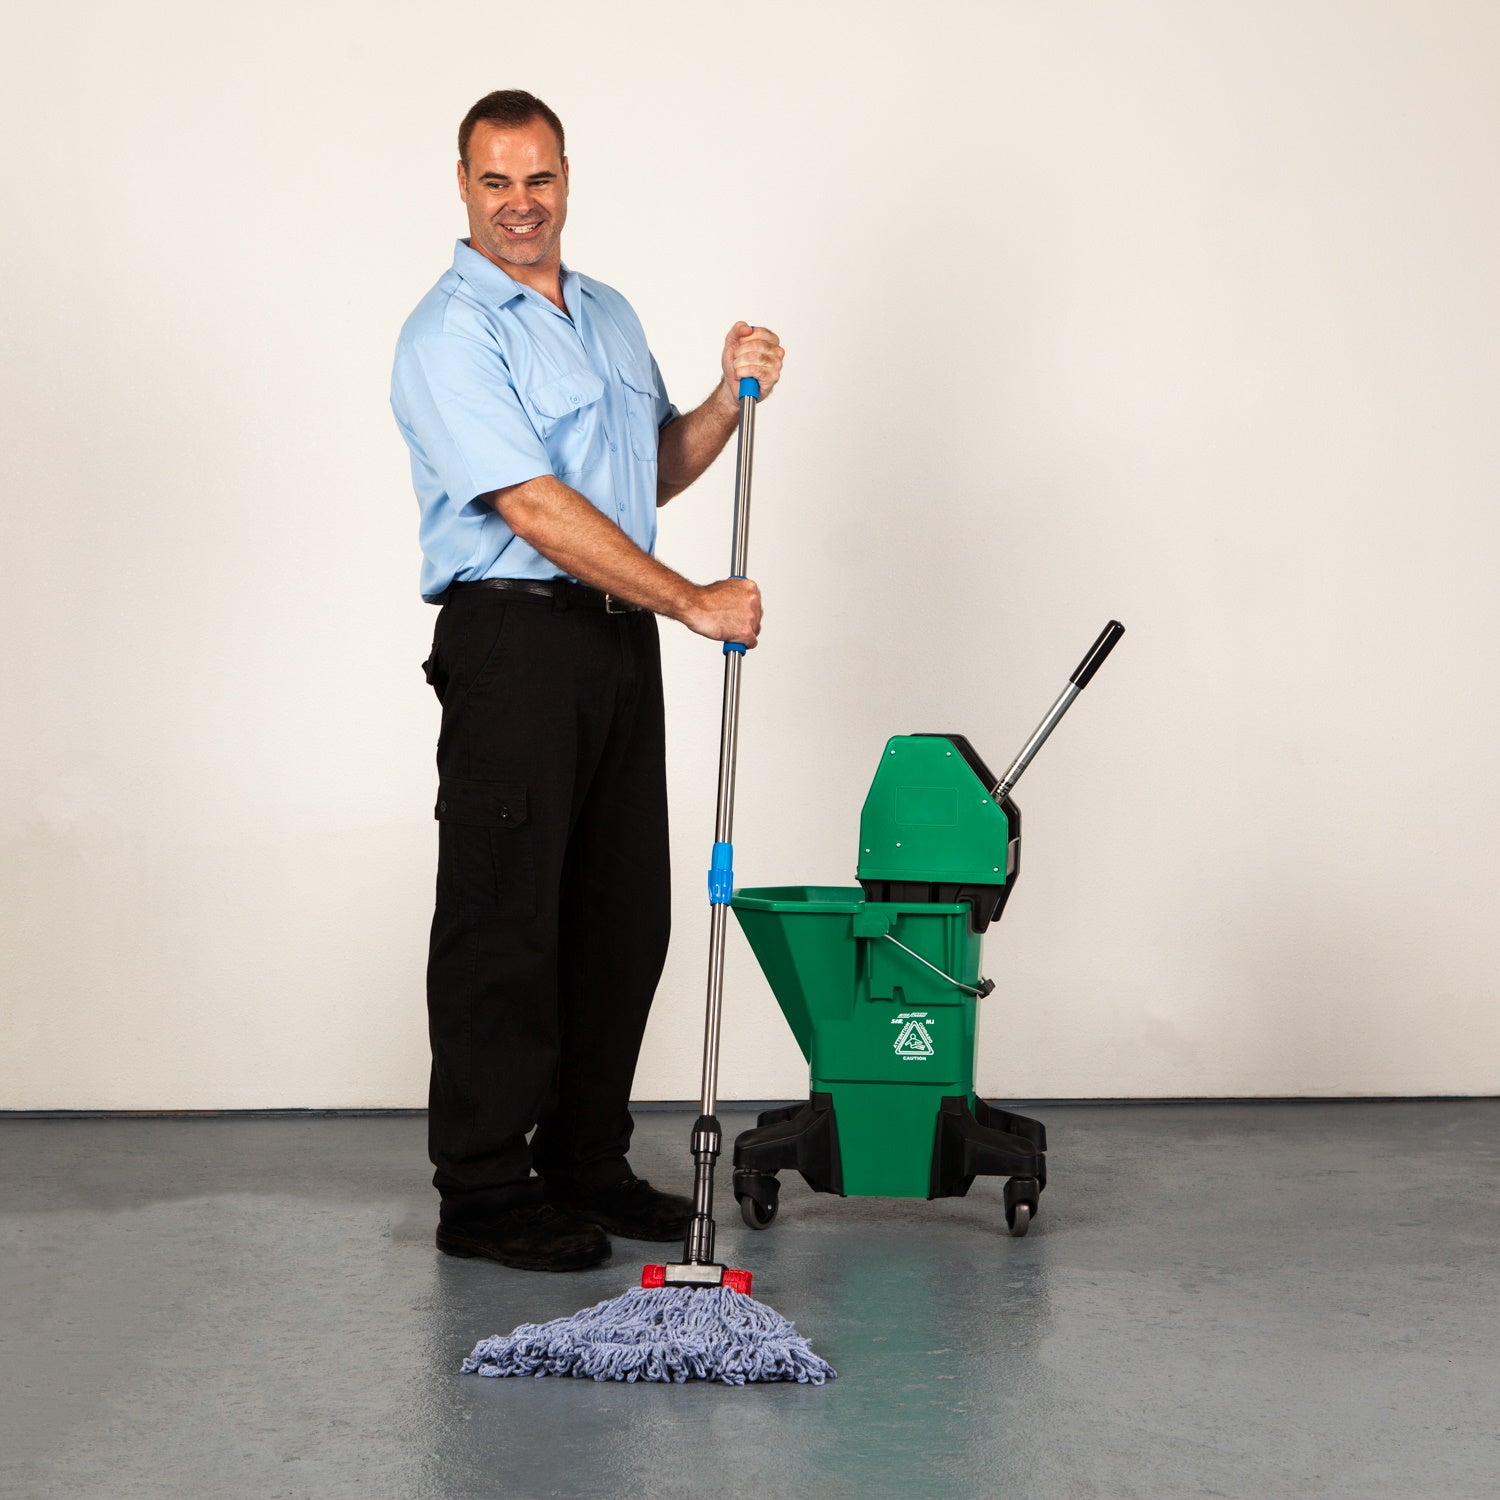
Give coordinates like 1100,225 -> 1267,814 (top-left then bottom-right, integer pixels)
725,375 -> 759,588
701,375 -> 759,1112
993,620 -> 1124,800
684,378 -> 759,1268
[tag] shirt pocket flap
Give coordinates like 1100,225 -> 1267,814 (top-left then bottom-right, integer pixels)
435,779 -> 530,829
529,369 -> 605,420
615,360 -> 659,397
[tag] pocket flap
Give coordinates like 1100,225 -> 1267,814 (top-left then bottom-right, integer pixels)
615,360 -> 658,396
529,369 -> 605,419
435,779 -> 530,829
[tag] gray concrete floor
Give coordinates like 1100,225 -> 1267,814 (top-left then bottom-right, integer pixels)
2,1103 -> 1497,1499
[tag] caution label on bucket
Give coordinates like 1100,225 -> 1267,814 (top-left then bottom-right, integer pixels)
892,1012 -> 935,1061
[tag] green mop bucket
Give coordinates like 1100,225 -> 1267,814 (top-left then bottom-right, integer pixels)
731,886 -> 984,1197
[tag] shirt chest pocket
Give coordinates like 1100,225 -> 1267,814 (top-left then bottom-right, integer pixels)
526,369 -> 606,478
616,361 -> 661,462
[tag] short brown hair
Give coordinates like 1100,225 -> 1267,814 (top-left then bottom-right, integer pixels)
458,90 -> 566,167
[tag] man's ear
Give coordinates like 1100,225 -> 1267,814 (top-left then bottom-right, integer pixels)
456,159 -> 468,203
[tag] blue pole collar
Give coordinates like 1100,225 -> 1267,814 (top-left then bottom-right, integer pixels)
708,841 -> 735,904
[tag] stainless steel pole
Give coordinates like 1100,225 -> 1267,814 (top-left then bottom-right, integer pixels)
684,379 -> 760,1268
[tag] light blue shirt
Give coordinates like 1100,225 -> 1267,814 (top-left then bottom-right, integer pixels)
391,240 -> 680,602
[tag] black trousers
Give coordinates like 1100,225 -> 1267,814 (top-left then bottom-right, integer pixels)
423,588 -> 671,1213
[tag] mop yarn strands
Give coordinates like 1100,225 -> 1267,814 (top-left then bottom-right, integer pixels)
461,1285 -> 836,1385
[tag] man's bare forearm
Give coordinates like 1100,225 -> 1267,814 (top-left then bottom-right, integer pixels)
487,475 -> 761,644
655,388 -> 740,505
493,475 -> 694,612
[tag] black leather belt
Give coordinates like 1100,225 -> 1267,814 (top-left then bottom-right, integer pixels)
443,578 -> 641,613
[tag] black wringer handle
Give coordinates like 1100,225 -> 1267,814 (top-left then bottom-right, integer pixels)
994,620 -> 1125,800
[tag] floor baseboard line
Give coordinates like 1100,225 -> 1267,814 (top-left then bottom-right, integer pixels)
1,1095 -> 1494,1120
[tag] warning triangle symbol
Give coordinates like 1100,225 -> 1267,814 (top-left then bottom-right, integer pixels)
894,1020 -> 934,1056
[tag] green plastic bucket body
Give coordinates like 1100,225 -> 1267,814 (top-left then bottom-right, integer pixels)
731,886 -> 983,1197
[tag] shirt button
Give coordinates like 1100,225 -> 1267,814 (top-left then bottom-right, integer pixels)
569,394 -> 580,406
608,440 -> 617,452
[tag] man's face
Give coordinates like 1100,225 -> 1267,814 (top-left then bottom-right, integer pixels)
458,118 -> 569,275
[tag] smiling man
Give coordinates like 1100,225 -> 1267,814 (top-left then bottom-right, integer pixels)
391,90 -> 784,1272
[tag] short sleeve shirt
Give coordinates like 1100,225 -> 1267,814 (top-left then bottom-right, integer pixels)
391,240 -> 680,602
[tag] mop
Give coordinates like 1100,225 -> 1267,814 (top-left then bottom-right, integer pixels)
460,374 -> 836,1386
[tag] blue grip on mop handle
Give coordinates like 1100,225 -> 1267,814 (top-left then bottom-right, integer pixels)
738,376 -> 760,400
708,841 -> 734,904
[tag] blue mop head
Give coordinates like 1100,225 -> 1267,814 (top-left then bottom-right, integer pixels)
461,1284 -> 836,1385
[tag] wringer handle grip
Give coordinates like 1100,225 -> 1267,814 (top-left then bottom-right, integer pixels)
1070,620 -> 1125,689
993,619 -> 1125,800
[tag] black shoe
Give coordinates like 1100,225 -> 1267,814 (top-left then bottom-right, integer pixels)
436,1202 -> 611,1272
548,1177 -> 694,1242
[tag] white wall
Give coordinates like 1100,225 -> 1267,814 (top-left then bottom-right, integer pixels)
2,1 -> 1497,1108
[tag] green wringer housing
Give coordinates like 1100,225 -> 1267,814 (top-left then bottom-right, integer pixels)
730,622 -> 1123,1237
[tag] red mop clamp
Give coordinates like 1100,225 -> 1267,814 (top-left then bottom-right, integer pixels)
642,1263 -> 754,1295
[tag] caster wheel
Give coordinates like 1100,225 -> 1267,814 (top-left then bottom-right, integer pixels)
739,1194 -> 777,1230
1004,1176 -> 1040,1237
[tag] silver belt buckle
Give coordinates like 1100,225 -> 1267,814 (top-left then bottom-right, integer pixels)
604,593 -> 630,614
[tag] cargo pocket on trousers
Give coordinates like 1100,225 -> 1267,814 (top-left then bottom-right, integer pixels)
435,779 -> 537,920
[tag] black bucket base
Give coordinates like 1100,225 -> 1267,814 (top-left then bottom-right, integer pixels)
930,1095 -> 1047,1202
732,1093 -> 844,1203
732,1093 -> 1047,1227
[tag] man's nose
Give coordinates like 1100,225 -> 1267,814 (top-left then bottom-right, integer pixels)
508,184 -> 535,213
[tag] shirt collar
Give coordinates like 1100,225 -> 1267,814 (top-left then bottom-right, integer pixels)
452,239 -> 588,310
